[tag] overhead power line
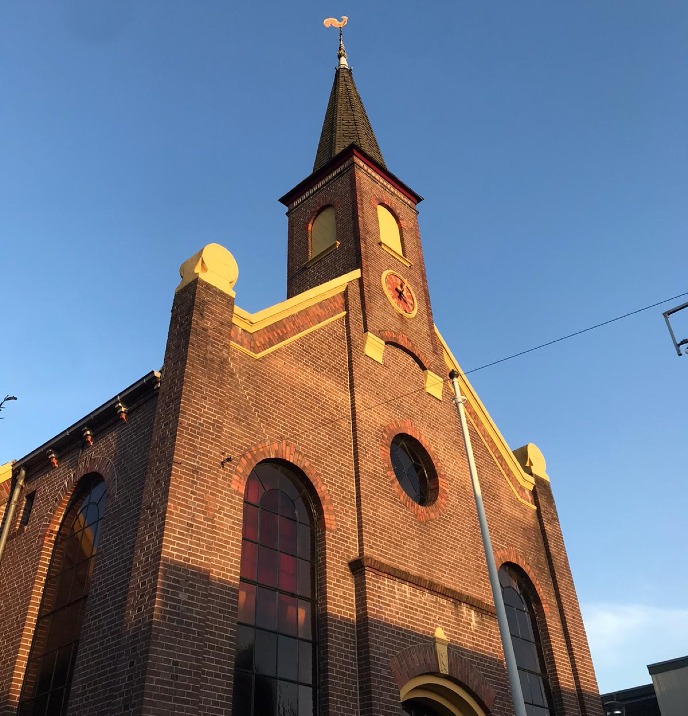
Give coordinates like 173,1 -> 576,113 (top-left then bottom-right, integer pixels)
271,290 -> 688,447
464,291 -> 688,375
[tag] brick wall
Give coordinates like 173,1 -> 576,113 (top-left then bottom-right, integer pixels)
0,154 -> 602,716
0,392 -> 157,715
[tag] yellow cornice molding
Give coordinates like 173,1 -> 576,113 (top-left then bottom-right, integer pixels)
435,327 -> 537,505
231,313 -> 346,359
0,461 -> 14,485
233,269 -> 361,333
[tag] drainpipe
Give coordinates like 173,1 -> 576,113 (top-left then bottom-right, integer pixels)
449,370 -> 528,716
0,466 -> 26,563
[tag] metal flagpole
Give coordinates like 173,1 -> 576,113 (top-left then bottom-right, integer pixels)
449,369 -> 528,716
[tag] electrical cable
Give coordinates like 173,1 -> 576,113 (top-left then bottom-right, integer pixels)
272,290 -> 688,445
463,290 -> 688,375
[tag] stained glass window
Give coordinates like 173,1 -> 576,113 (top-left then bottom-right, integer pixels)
233,462 -> 316,716
499,565 -> 555,716
18,474 -> 107,716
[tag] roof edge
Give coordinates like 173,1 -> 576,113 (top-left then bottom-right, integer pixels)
13,371 -> 161,477
648,655 -> 688,675
280,145 -> 423,207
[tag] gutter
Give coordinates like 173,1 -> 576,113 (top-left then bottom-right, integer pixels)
13,370 -> 160,479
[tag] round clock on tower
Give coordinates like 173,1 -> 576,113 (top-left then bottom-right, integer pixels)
382,270 -> 418,318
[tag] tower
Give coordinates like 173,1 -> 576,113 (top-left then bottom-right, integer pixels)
282,29 -> 446,384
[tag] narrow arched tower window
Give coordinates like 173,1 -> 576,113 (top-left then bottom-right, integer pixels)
499,565 -> 555,716
310,206 -> 336,258
18,474 -> 107,716
233,462 -> 317,716
377,204 -> 403,256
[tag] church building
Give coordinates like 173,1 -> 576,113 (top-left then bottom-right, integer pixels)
0,32 -> 603,716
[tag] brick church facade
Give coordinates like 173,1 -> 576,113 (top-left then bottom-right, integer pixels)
0,37 -> 603,716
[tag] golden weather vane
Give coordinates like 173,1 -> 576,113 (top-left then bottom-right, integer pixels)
323,16 -> 348,30
323,16 -> 349,67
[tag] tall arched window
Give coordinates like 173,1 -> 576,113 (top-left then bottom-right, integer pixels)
499,565 -> 554,716
310,206 -> 336,258
233,462 -> 317,716
18,474 -> 107,716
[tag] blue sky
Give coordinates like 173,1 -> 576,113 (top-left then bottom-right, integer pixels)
2,1 -> 687,694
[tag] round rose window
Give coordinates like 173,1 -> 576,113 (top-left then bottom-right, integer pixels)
390,434 -> 435,506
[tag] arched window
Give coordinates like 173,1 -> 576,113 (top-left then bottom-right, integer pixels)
233,462 -> 317,716
310,206 -> 336,258
18,474 -> 107,716
377,205 -> 403,256
499,565 -> 554,716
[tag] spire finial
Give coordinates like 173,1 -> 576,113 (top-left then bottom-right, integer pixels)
323,16 -> 349,68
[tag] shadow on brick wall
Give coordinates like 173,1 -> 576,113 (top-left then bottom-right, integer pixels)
0,553 -> 606,716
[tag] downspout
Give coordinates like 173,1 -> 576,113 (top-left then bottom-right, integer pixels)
0,466 -> 26,563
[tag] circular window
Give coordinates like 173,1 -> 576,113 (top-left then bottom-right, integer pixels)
390,434 -> 435,506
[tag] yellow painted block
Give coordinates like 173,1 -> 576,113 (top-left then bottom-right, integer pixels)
363,332 -> 385,364
513,443 -> 550,482
176,243 -> 239,297
0,461 -> 14,485
424,370 -> 444,400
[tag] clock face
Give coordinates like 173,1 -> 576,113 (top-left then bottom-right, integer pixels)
383,271 -> 417,317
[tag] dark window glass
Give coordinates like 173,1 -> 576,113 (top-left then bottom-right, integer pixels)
499,565 -> 555,716
233,462 -> 317,716
18,474 -> 107,715
20,491 -> 36,526
401,700 -> 443,715
390,435 -> 434,506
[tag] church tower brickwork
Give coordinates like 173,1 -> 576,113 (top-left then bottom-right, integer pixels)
0,33 -> 603,716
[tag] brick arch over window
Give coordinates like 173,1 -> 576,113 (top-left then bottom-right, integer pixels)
378,330 -> 432,371
381,421 -> 448,521
231,441 -> 336,530
493,547 -> 551,617
8,466 -> 115,705
389,643 -> 496,713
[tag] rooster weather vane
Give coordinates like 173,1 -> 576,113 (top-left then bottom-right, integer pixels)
323,16 -> 349,67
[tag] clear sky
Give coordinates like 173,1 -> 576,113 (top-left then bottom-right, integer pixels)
2,0 -> 687,695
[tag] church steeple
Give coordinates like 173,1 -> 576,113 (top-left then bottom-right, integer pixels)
313,28 -> 385,171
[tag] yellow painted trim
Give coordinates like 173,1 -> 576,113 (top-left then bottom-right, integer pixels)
363,332 -> 386,364
176,243 -> 238,297
513,443 -> 550,482
401,675 -> 487,716
435,327 -> 537,507
381,270 -> 418,319
231,312 -> 346,359
424,370 -> 444,400
378,241 -> 412,268
434,626 -> 450,674
233,269 -> 361,333
0,462 -> 14,486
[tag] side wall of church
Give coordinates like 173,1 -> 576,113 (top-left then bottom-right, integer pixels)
0,393 -> 157,715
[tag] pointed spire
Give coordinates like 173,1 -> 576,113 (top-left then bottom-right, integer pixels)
337,27 -> 348,69
314,19 -> 386,172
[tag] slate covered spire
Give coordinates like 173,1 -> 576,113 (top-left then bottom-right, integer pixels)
313,31 -> 386,172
